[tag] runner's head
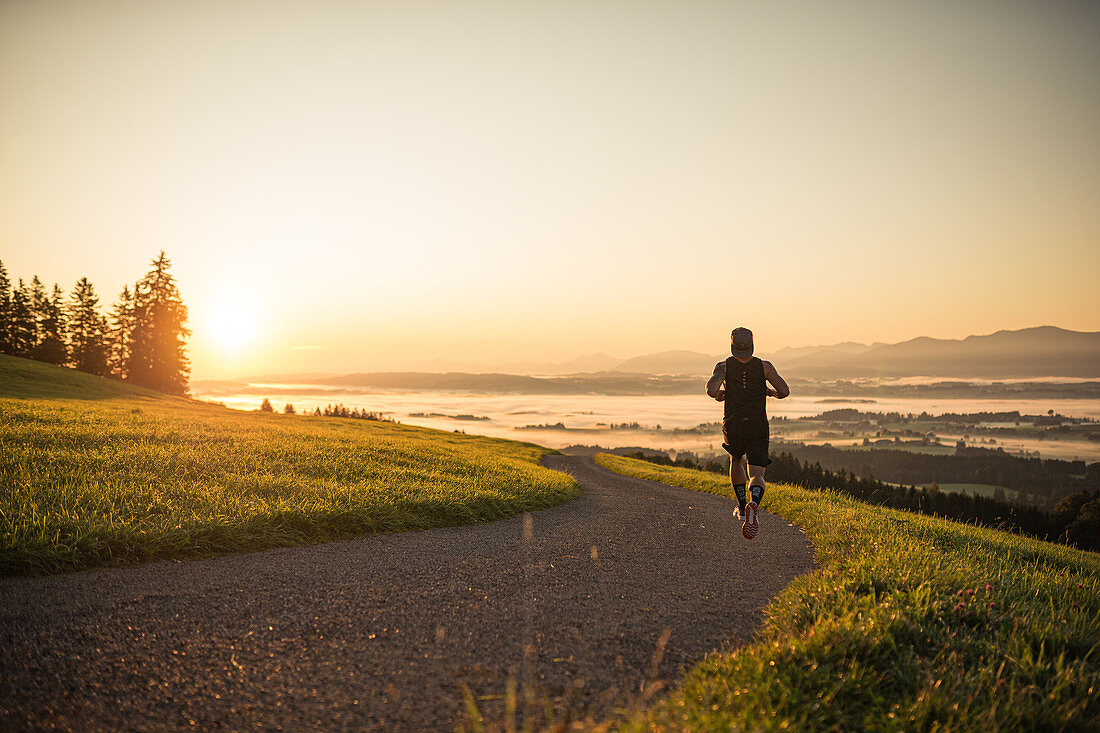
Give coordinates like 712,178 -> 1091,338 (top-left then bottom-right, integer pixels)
730,327 -> 753,358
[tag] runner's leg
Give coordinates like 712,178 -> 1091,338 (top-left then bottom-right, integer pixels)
724,422 -> 749,516
745,436 -> 770,507
741,462 -> 764,539
748,464 -> 766,506
729,455 -> 747,515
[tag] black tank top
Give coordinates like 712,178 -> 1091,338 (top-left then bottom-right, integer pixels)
723,356 -> 767,429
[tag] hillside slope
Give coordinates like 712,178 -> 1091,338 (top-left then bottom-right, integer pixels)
0,353 -> 170,401
0,355 -> 579,575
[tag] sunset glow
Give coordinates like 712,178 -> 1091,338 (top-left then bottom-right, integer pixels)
206,300 -> 260,356
1,0 -> 1097,379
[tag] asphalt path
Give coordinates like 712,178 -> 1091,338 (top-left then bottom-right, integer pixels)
0,455 -> 814,731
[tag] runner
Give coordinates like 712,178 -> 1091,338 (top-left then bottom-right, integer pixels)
705,327 -> 790,539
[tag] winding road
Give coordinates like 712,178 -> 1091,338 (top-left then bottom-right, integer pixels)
0,455 -> 814,730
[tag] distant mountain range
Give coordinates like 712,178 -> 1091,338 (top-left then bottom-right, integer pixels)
211,326 -> 1099,387
608,327 -> 1099,379
613,350 -> 718,375
780,326 -> 1100,379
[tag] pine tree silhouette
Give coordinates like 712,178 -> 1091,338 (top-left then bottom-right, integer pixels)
9,279 -> 35,357
31,283 -> 68,365
128,252 -> 191,395
0,260 -> 11,355
68,278 -> 109,375
28,276 -> 48,351
107,285 -> 135,380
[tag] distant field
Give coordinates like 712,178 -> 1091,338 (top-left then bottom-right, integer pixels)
0,355 -> 579,575
839,442 -> 958,455
935,483 -> 1018,501
597,454 -> 1099,731
877,481 -> 1021,503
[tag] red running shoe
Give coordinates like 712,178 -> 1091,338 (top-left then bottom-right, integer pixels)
742,501 -> 759,540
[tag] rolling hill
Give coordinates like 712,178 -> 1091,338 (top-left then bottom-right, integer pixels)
0,354 -> 578,575
610,350 -> 721,376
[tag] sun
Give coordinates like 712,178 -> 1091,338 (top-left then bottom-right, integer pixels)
207,299 -> 260,354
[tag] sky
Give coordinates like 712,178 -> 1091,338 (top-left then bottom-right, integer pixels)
1,0 -> 1098,379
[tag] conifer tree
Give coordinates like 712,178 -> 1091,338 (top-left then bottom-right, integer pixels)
30,283 -> 68,365
9,279 -> 35,356
107,285 -> 135,379
128,252 -> 190,395
68,277 -> 109,375
0,260 -> 11,355
29,275 -> 48,349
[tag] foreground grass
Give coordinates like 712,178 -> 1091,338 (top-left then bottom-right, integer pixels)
0,356 -> 579,576
596,454 -> 1099,731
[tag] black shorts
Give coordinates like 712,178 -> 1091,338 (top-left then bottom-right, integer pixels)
722,420 -> 771,467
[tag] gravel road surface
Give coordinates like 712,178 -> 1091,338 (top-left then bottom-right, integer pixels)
0,455 -> 814,730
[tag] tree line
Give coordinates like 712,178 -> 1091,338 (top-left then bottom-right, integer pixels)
314,404 -> 391,421
0,252 -> 190,395
258,398 -> 392,422
626,451 -> 1100,551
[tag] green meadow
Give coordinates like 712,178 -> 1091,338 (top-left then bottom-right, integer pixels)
0,355 -> 579,576
936,483 -> 1019,502
596,454 -> 1099,731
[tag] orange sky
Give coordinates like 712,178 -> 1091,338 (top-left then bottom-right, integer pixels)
2,0 -> 1098,378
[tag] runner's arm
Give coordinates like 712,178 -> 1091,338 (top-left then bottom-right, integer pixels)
762,360 -> 790,399
705,361 -> 725,401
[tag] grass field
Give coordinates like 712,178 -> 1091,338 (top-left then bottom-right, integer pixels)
596,454 -> 1099,731
842,442 -> 958,455
877,481 -> 1021,504
0,355 -> 579,576
936,483 -> 1019,502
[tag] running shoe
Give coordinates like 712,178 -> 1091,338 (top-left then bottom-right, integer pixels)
742,501 -> 759,540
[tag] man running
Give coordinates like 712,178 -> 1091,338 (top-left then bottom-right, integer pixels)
705,327 -> 790,539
